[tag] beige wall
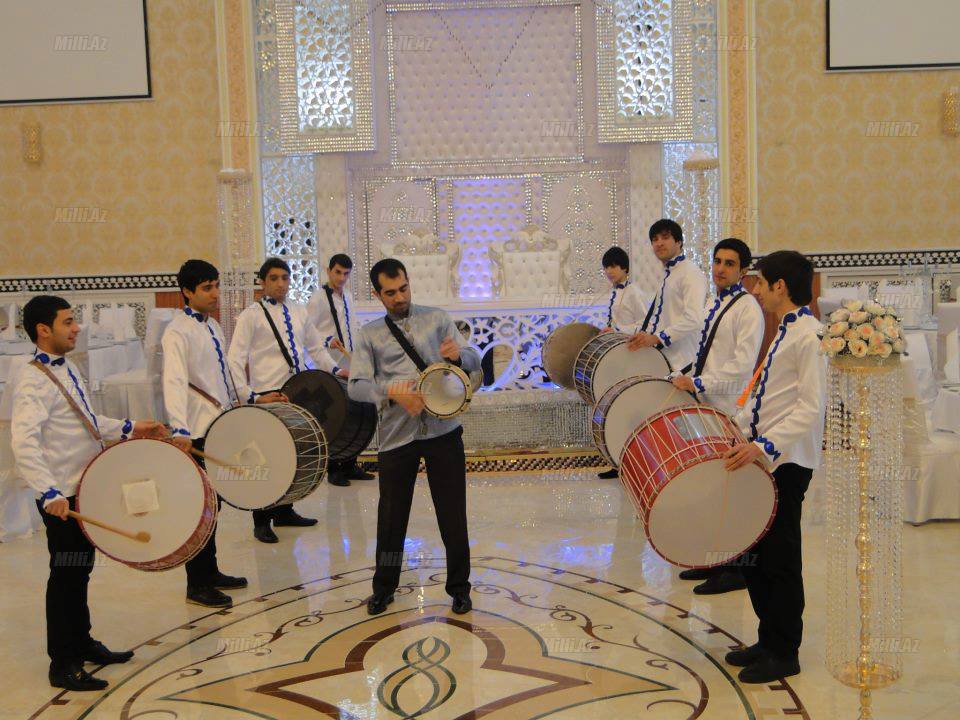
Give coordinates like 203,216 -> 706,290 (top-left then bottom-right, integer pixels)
0,0 -> 221,277
756,0 -> 960,253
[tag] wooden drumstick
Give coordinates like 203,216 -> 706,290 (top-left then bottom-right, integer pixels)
67,510 -> 151,543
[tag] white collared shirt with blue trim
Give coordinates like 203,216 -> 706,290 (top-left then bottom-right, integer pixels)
227,297 -> 338,404
10,348 -> 132,505
646,253 -> 709,370
687,284 -> 765,415
307,285 -> 357,367
734,307 -> 826,471
161,308 -> 237,439
607,280 -> 651,335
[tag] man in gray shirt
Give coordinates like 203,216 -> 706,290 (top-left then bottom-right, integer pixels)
348,258 -> 481,616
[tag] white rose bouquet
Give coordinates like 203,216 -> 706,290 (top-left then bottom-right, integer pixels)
820,299 -> 905,359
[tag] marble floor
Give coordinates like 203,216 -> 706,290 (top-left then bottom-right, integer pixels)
1,469 -> 957,720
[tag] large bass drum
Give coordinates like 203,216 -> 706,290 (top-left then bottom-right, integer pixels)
573,332 -> 670,405
76,439 -> 217,571
204,402 -> 327,510
281,370 -> 377,460
541,322 -> 600,390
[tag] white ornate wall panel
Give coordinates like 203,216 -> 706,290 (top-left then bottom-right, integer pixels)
596,0 -> 694,142
628,143 -> 666,300
314,154 -> 352,271
275,0 -> 375,153
367,179 -> 438,253
387,2 -> 583,166
662,141 -> 719,273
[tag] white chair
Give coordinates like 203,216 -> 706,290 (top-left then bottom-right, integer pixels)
492,226 -> 570,300
818,284 -> 868,318
145,308 -> 177,378
381,232 -> 460,304
878,279 -> 923,326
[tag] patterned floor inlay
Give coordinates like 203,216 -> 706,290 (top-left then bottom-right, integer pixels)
31,557 -> 808,719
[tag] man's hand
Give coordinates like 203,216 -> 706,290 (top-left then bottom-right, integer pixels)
45,497 -> 69,520
627,332 -> 658,350
336,368 -> 349,379
330,338 -> 347,354
672,375 -> 696,393
132,420 -> 168,439
388,379 -> 425,416
439,336 -> 460,363
171,436 -> 193,453
724,442 -> 764,471
599,327 -> 614,334
255,392 -> 288,404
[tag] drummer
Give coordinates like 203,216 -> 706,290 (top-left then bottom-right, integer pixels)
722,250 -> 825,683
227,257 -> 347,543
348,258 -> 480,617
163,260 -> 248,608
597,246 -> 651,479
306,252 -> 375,486
627,219 -> 707,372
10,295 -> 166,691
671,238 -> 764,595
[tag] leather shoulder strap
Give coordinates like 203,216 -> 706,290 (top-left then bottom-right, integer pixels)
259,301 -> 295,373
693,291 -> 747,377
30,360 -> 102,444
323,285 -> 345,345
384,316 -> 428,372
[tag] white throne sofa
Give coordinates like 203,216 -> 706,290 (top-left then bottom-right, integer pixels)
380,232 -> 460,304
492,225 -> 570,300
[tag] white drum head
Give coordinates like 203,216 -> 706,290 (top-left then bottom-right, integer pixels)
646,459 -> 776,568
204,406 -> 299,510
420,367 -> 468,417
77,440 -> 206,564
593,345 -> 669,402
597,378 -> 696,466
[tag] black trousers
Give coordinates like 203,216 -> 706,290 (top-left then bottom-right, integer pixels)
373,427 -> 470,598
742,462 -> 813,659
251,458 -> 358,527
185,437 -> 222,589
37,496 -> 94,669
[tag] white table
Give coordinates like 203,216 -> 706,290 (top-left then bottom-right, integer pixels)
98,368 -> 165,422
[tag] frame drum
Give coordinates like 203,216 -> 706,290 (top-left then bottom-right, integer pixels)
418,362 -> 472,419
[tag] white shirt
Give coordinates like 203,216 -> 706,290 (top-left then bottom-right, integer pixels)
11,349 -> 132,505
162,307 -> 237,439
646,253 -> 709,371
607,281 -> 651,335
688,284 -> 765,415
307,284 -> 357,367
735,307 -> 826,471
227,297 -> 338,403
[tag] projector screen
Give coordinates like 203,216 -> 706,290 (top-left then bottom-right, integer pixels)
827,0 -> 960,70
0,0 -> 150,105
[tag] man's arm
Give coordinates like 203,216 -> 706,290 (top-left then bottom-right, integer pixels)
302,312 -> 340,375
226,310 -> 256,403
440,314 -> 480,373
620,284 -> 652,335
307,291 -> 337,348
347,328 -> 386,404
162,326 -> 193,439
10,369 -> 61,502
655,269 -> 708,349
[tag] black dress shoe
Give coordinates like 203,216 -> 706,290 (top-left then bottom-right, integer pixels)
738,653 -> 800,683
49,663 -> 108,691
348,464 -> 375,480
367,594 -> 394,615
82,641 -> 133,666
254,525 -> 279,543
693,570 -> 747,595
273,510 -> 318,527
212,572 -> 248,590
597,468 -> 618,479
186,586 -> 233,608
725,642 -> 764,667
451,594 -> 472,614
328,473 -> 351,487
679,567 -> 713,581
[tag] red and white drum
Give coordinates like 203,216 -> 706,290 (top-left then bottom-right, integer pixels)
574,332 -> 671,405
619,405 -> 777,569
592,376 -> 697,468
76,439 -> 217,571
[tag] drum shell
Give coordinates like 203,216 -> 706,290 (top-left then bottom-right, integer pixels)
542,322 -> 600,390
573,333 -> 671,405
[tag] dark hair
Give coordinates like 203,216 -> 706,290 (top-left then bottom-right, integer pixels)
601,246 -> 629,271
370,258 -> 407,293
258,257 -> 291,281
328,253 -> 353,270
713,237 -> 752,270
23,295 -> 71,343
755,250 -> 814,306
648,218 -> 683,245
177,259 -> 219,300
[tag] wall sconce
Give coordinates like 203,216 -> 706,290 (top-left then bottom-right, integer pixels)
22,123 -> 42,163
945,87 -> 959,137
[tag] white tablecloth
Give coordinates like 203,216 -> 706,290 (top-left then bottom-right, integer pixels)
98,368 -> 166,422
931,387 -> 960,434
903,430 -> 960,524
